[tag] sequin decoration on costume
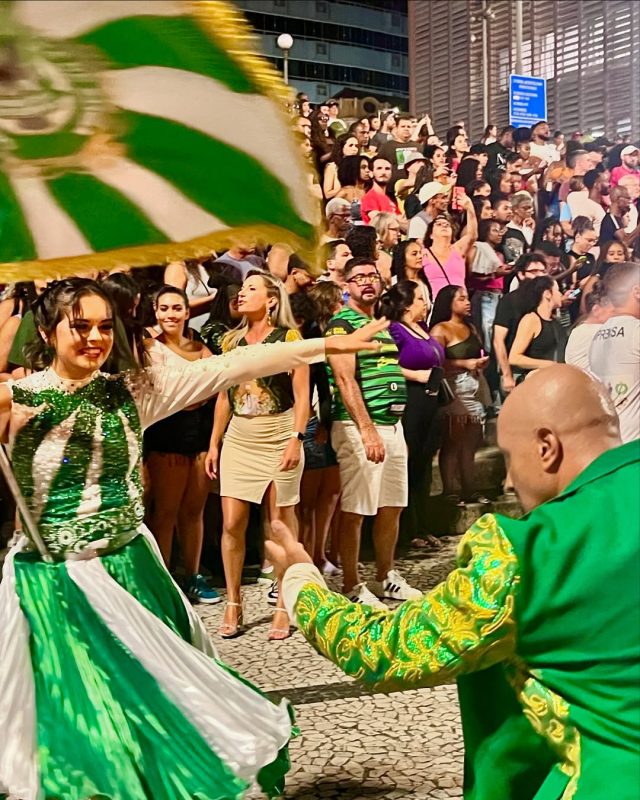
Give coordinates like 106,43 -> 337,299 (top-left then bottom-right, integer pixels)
507,660 -> 582,799
295,514 -> 519,692
10,369 -> 143,556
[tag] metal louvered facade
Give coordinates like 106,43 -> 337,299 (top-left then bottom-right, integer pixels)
409,0 -> 640,141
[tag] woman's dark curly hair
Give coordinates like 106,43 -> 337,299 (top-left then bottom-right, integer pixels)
337,154 -> 370,188
520,275 -> 555,315
329,133 -> 359,165
345,225 -> 377,261
26,278 -> 132,372
377,280 -> 419,322
390,241 -> 431,298
429,284 -> 469,329
206,272 -> 242,329
101,272 -> 146,365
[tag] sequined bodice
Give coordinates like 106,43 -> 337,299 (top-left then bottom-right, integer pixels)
10,369 -> 144,556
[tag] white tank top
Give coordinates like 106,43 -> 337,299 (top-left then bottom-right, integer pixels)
185,265 -> 215,332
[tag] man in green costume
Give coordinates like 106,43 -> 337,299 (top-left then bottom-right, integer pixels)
268,365 -> 640,799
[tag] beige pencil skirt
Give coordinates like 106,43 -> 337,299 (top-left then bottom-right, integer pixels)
219,409 -> 303,506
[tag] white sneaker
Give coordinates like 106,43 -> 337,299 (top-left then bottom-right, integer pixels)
257,565 -> 275,585
370,570 -> 422,601
267,580 -> 278,606
345,582 -> 387,611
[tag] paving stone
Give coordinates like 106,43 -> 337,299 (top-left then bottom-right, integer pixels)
199,546 -> 464,799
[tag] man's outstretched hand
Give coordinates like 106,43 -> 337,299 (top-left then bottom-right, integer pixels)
265,520 -> 313,579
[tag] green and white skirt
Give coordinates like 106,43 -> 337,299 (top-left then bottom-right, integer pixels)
0,529 -> 293,800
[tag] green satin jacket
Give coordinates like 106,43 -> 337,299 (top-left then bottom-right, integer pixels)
294,441 -> 640,799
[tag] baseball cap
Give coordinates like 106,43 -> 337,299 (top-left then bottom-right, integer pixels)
418,181 -> 452,206
404,152 -> 427,168
329,120 -> 348,136
621,145 -> 639,157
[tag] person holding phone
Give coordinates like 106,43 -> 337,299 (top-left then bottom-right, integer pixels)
430,285 -> 491,507
422,194 -> 478,299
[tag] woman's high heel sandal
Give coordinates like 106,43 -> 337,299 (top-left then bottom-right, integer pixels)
219,601 -> 245,639
267,608 -> 293,642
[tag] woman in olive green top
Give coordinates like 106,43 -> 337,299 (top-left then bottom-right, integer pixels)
207,273 -> 310,641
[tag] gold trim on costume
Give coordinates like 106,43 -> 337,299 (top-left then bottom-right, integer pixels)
508,661 -> 581,798
0,223 -> 314,282
188,0 -> 292,106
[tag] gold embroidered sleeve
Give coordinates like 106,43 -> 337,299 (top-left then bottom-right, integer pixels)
294,514 -> 519,692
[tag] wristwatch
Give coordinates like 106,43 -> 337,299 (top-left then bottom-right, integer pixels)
290,432 -> 305,441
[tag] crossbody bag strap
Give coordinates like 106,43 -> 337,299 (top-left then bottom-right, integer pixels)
427,248 -> 451,285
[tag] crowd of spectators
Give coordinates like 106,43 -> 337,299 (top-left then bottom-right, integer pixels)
1,100 -> 638,641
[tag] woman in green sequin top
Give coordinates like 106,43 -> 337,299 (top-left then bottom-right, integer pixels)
0,278 -> 386,800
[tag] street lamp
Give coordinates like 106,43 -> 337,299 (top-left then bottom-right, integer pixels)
276,33 -> 293,85
471,2 -> 496,130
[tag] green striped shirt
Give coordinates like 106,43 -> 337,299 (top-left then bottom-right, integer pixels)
324,306 -> 407,426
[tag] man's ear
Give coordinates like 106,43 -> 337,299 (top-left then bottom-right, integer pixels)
535,427 -> 562,474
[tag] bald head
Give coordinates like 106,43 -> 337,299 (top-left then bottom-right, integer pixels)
498,365 -> 621,511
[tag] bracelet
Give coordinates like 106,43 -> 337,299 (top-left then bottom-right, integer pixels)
289,432 -> 305,441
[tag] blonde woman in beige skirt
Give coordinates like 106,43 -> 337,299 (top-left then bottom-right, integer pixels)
206,273 -> 310,641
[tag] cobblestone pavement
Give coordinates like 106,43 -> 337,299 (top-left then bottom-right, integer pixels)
197,538 -> 464,799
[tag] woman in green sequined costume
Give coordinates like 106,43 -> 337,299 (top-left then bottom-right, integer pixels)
0,279 -> 385,800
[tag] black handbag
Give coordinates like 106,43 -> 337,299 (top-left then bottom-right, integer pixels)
437,380 -> 456,407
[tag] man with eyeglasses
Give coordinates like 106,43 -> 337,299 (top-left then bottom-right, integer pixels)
492,253 -> 549,394
323,258 -> 421,608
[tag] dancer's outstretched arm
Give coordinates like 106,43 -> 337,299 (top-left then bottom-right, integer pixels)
133,319 -> 388,428
269,515 -> 518,693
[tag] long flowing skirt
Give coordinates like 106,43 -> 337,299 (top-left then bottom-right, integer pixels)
0,529 -> 293,800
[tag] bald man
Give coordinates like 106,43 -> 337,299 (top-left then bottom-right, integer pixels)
269,366 -> 640,800
589,261 -> 640,443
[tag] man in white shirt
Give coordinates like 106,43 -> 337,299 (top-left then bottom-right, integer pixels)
407,182 -> 451,243
565,284 -> 612,370
508,192 -> 535,244
565,170 -> 607,237
529,120 -> 560,163
589,262 -> 640,442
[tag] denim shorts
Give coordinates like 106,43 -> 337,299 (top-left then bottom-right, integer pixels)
303,416 -> 338,471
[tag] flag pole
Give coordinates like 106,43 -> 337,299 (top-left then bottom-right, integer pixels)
0,445 -> 53,563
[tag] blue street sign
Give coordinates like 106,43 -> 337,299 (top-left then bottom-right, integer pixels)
509,74 -> 547,126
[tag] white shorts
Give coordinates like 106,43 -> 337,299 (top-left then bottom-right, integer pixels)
331,420 -> 408,516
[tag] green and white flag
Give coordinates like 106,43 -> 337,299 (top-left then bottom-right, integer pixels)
0,0 -> 319,281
